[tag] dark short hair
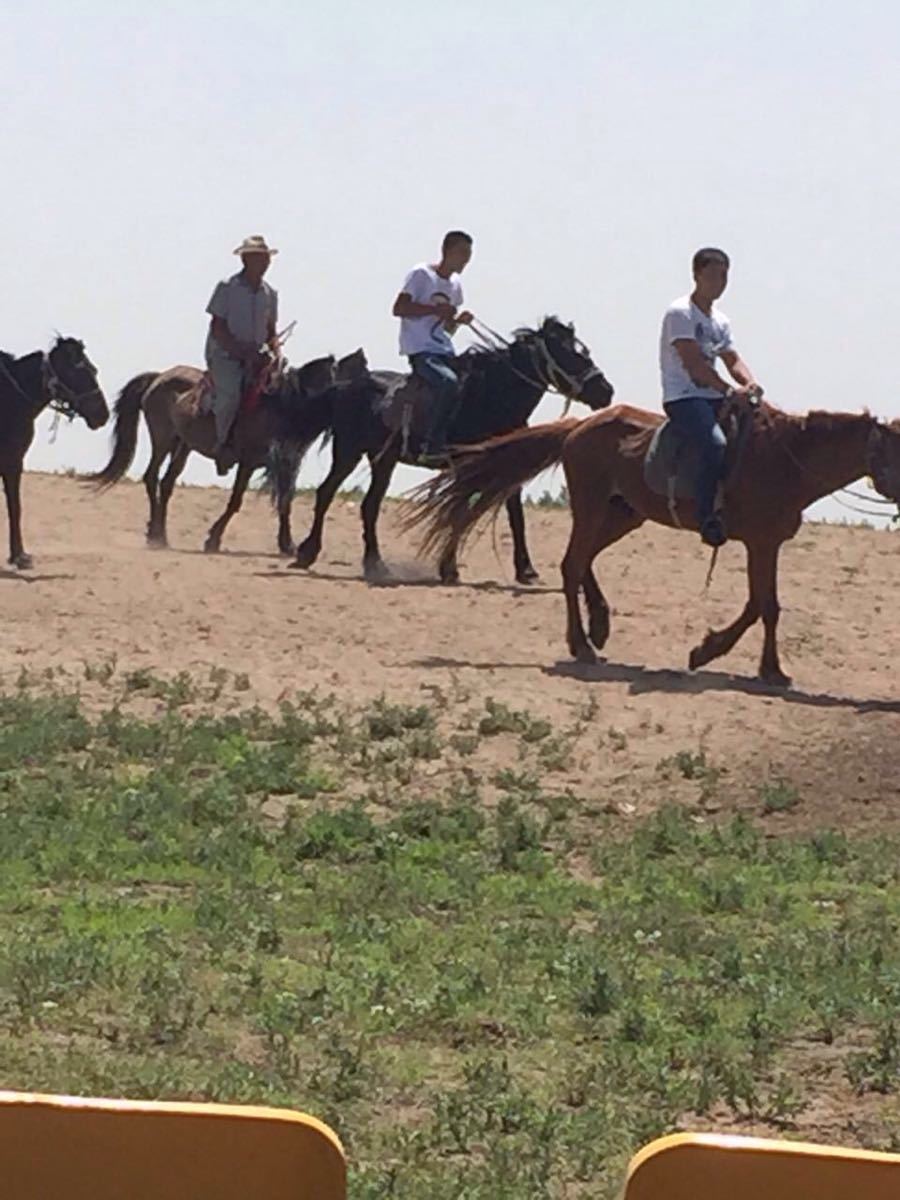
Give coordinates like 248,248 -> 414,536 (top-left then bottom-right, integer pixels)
442,230 -> 473,253
692,247 -> 730,274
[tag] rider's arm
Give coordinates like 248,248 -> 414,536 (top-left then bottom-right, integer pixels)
392,292 -> 452,319
210,316 -> 250,362
721,349 -> 762,393
673,339 -> 733,395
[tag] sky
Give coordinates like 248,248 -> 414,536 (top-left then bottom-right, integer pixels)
3,0 -> 900,524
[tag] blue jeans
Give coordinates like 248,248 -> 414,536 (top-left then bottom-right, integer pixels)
409,353 -> 461,450
663,396 -> 727,526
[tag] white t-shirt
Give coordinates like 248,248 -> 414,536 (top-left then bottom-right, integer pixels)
398,263 -> 464,357
659,294 -> 734,404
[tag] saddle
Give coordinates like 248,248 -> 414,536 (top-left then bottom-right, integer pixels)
643,397 -> 756,522
369,371 -> 441,455
189,358 -> 281,422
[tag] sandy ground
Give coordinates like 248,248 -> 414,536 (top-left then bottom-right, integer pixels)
2,472 -> 899,832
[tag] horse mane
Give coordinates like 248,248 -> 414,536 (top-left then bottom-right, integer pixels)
751,404 -> 873,449
456,316 -> 558,372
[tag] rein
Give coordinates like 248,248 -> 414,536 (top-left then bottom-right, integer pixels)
777,421 -> 897,519
468,317 -> 592,404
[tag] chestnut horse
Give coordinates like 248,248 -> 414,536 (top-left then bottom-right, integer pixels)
406,403 -> 900,686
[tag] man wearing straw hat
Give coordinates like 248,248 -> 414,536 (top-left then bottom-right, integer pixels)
205,235 -> 279,473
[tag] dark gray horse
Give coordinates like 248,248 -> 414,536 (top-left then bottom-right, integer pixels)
268,317 -> 614,583
90,355 -> 338,553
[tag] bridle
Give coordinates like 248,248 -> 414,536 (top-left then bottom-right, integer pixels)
44,350 -> 104,418
469,317 -> 603,406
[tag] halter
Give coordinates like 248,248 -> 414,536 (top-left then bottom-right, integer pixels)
469,317 -> 600,406
43,352 -> 104,418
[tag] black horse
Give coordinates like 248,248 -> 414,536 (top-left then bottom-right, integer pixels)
0,337 -> 108,569
269,317 -> 614,583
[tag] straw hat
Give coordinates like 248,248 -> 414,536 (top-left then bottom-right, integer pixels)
233,235 -> 278,257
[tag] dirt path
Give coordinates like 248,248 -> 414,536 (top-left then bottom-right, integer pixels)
3,473 -> 899,831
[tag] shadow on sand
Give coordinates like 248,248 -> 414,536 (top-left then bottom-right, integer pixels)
408,654 -> 900,714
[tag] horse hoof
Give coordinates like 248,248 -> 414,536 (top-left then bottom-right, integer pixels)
573,644 -> 597,666
203,541 -> 220,555
11,554 -> 33,571
516,566 -> 540,585
440,570 -> 461,586
760,668 -> 792,689
294,545 -> 317,569
364,560 -> 390,583
278,543 -> 294,558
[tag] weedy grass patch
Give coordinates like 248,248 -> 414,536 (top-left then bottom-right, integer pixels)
0,682 -> 898,1197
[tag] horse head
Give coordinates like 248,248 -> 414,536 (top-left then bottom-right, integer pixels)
868,418 -> 900,503
46,336 -> 109,429
532,317 -> 614,410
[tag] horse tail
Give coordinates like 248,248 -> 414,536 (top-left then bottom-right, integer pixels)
89,371 -> 159,488
403,417 -> 580,563
264,385 -> 338,509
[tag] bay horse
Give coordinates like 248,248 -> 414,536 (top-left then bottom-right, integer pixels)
406,402 -> 900,686
90,355 -> 338,553
0,337 -> 108,569
268,318 -> 614,584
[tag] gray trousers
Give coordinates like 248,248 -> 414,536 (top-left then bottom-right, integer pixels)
205,336 -> 245,447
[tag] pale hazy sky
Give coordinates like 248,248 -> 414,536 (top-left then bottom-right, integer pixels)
5,0 -> 899,523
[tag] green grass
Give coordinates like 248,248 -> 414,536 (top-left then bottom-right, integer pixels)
1,681 -> 899,1197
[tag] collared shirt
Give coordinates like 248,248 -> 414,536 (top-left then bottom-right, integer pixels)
206,272 -> 278,350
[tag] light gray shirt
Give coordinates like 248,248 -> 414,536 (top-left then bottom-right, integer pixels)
206,272 -> 278,352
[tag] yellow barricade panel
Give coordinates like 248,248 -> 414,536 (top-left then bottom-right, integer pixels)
622,1132 -> 900,1200
0,1091 -> 346,1200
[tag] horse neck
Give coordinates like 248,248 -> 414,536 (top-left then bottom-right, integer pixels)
493,342 -> 544,419
789,411 -> 874,507
2,353 -> 47,419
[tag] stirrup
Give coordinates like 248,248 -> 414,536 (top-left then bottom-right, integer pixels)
700,515 -> 727,548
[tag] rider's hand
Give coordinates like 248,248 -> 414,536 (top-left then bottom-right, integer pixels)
455,310 -> 475,326
432,301 -> 458,322
732,383 -> 762,400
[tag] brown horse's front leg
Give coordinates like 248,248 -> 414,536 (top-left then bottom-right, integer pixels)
689,541 -> 763,673
688,540 -> 789,685
754,542 -> 790,687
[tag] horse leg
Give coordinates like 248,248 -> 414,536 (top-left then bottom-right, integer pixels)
362,446 -> 398,581
438,540 -> 461,585
506,489 -> 539,584
3,468 -> 31,569
688,541 -> 784,679
143,446 -> 168,546
155,442 -> 189,548
561,481 -> 613,665
753,541 -> 790,687
291,441 -> 362,570
582,497 -> 646,650
205,462 -> 253,554
276,480 -> 294,557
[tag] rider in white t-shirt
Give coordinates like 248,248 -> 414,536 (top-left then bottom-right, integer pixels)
658,247 -> 763,546
392,231 -> 475,463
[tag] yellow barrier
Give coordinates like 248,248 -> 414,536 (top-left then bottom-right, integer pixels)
622,1132 -> 900,1199
0,1090 -> 345,1200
